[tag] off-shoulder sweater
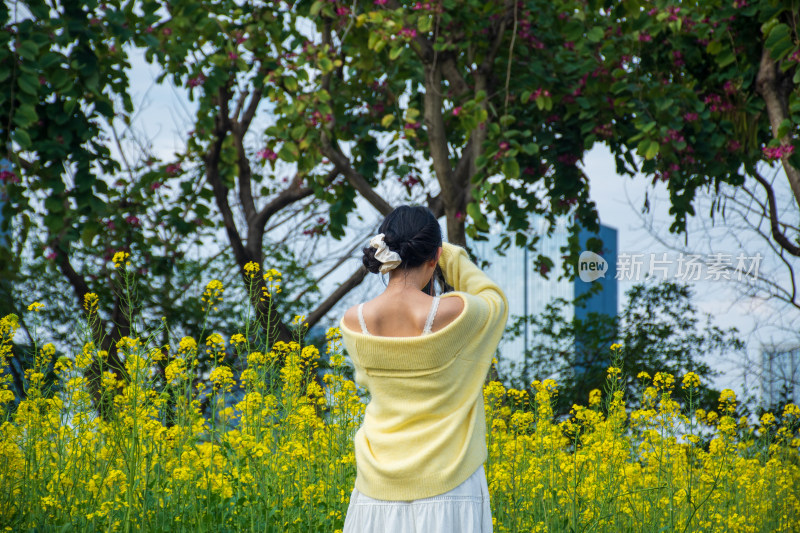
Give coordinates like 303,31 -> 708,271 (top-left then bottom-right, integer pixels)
339,242 -> 508,500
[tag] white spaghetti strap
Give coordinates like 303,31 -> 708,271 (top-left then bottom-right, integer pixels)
357,303 -> 371,335
422,296 -> 440,335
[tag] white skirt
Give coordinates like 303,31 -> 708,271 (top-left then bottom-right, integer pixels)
342,465 -> 493,533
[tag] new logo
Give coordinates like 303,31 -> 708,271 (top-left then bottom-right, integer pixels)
579,251 -> 608,282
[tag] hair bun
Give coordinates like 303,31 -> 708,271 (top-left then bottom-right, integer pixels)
362,205 -> 442,275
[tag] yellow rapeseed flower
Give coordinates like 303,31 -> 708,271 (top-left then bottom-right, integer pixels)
588,389 -> 602,407
653,372 -> 675,391
201,280 -> 224,312
682,372 -> 700,389
83,293 -> 99,314
244,261 -> 260,277
112,251 -> 130,268
27,302 -> 44,312
610,343 -> 622,351
178,336 -> 197,354
782,403 -> 800,418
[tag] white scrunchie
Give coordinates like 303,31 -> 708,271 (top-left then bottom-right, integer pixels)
369,233 -> 402,274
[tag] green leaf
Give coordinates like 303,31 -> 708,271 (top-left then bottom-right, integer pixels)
381,114 -> 395,128
13,104 -> 37,128
418,16 -> 433,34
765,23 -> 791,60
17,73 -> 39,95
389,46 -> 403,61
503,158 -> 520,179
318,57 -> 333,73
645,141 -> 660,160
12,128 -> 31,149
290,124 -> 308,140
716,49 -> 735,68
310,0 -> 325,16
279,141 -> 299,162
587,27 -> 604,43
466,202 -> 489,231
522,142 -> 539,155
283,76 -> 298,92
706,41 -> 722,55
777,118 -> 792,139
17,40 -> 39,61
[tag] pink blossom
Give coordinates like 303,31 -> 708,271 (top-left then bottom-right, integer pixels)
399,28 -> 417,39
125,215 -> 141,227
0,170 -> 19,183
530,88 -> 551,102
684,112 -> 699,122
763,145 -> 795,160
666,129 -> 685,144
452,106 -> 462,116
639,33 -> 652,42
728,140 -> 741,152
557,153 -> 579,166
228,52 -> 238,60
374,0 -> 388,4
187,74 -> 205,88
44,250 -> 56,261
336,6 -> 350,15
593,124 -> 613,139
733,0 -> 747,7
162,27 -> 172,36
150,182 -> 162,191
723,80 -> 736,94
165,163 -> 181,176
455,211 -> 464,220
258,148 -> 278,161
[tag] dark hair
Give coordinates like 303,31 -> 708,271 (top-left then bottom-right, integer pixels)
362,205 -> 442,274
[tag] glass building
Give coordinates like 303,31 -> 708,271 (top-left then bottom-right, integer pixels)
759,345 -> 800,408
467,215 -> 618,375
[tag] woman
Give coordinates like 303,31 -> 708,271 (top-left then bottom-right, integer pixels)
339,205 -> 508,532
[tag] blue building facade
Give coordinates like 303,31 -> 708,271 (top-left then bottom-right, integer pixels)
574,224 -> 618,323
467,216 -> 618,379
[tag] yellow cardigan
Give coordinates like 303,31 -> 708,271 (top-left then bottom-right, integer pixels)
339,242 -> 509,500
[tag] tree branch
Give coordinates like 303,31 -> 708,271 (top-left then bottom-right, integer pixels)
750,168 -> 800,256
319,131 -> 394,215
307,265 -> 368,327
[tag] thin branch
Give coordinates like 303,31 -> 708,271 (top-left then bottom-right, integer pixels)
751,168 -> 800,257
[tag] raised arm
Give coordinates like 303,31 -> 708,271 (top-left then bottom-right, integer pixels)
438,242 -> 508,318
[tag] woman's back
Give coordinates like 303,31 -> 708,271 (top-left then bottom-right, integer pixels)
343,292 -> 464,338
339,242 -> 508,502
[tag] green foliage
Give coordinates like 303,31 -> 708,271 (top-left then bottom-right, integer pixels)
501,280 -> 744,417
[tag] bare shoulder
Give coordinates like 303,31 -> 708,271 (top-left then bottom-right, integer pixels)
342,305 -> 361,331
433,294 -> 466,330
